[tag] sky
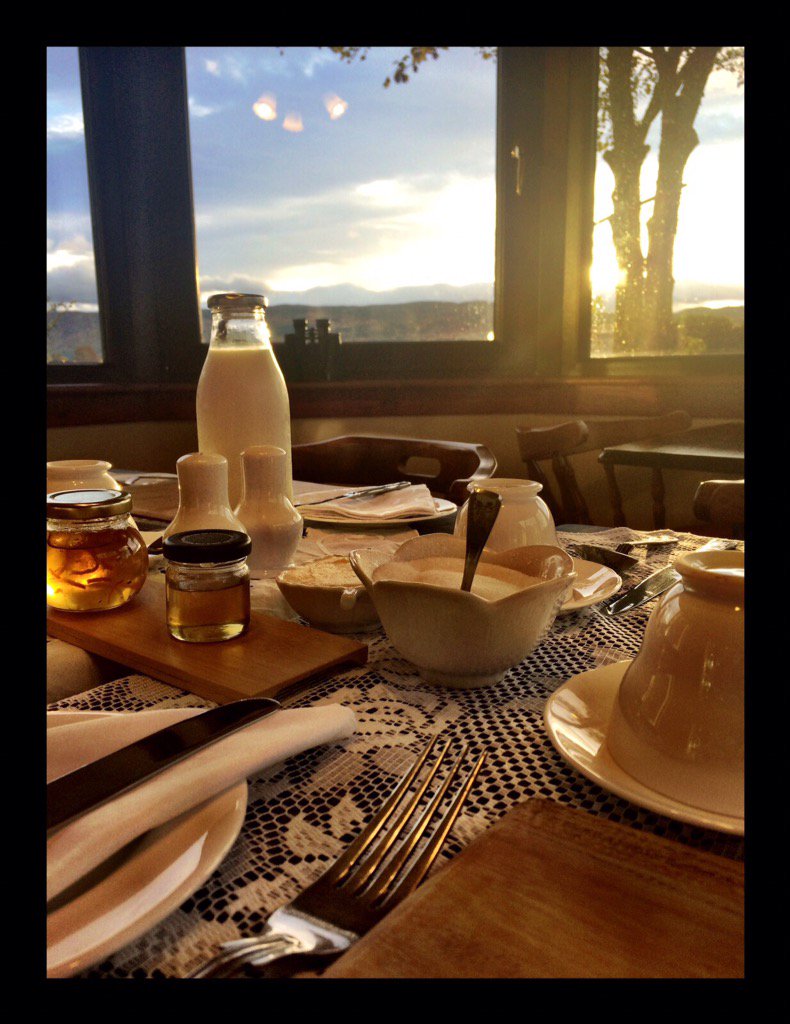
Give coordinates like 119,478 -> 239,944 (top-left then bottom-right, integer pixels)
47,47 -> 744,312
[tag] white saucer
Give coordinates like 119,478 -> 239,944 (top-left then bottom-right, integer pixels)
301,497 -> 457,528
47,712 -> 248,977
544,662 -> 744,835
559,557 -> 622,614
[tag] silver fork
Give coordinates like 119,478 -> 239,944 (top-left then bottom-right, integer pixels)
189,737 -> 486,978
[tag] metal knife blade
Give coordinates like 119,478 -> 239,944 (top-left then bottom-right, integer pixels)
566,543 -> 640,574
47,697 -> 281,837
294,480 -> 411,507
602,564 -> 681,616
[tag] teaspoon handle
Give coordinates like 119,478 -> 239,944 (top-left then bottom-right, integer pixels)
461,489 -> 502,592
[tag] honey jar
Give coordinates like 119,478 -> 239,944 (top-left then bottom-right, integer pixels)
163,530 -> 251,642
46,489 -> 148,612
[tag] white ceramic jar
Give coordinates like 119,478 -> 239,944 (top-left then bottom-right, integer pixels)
164,452 -> 246,539
606,548 -> 744,818
46,460 -> 120,495
235,445 -> 302,579
454,479 -> 557,552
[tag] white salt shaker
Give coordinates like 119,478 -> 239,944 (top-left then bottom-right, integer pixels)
163,452 -> 246,539
235,445 -> 302,579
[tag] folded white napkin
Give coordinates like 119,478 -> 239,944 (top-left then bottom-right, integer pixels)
47,702 -> 357,902
572,565 -> 617,600
298,483 -> 438,520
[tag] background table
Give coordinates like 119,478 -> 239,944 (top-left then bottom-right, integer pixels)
598,421 -> 744,529
47,526 -> 744,979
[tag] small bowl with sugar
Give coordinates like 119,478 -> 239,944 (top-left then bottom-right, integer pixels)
350,534 -> 574,688
276,555 -> 380,633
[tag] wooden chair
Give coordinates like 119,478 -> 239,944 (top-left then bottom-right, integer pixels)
291,434 -> 497,505
516,411 -> 692,525
693,479 -> 744,539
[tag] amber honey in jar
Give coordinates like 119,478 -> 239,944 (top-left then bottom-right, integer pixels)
163,530 -> 251,643
46,489 -> 148,612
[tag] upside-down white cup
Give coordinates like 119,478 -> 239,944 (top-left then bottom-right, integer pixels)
606,548 -> 744,818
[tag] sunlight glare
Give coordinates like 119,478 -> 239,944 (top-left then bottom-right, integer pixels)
283,113 -> 304,133
252,95 -> 277,121
324,94 -> 348,120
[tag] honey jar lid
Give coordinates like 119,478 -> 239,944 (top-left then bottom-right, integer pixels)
163,529 -> 252,564
47,489 -> 133,519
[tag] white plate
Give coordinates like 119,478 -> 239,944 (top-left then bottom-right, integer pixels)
544,662 -> 744,835
301,497 -> 457,528
558,557 -> 622,614
47,712 -> 248,977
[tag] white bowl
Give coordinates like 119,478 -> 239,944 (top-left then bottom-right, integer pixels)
350,534 -> 574,688
276,556 -> 380,633
606,549 -> 744,817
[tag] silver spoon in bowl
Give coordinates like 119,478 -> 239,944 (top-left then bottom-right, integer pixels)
460,489 -> 503,592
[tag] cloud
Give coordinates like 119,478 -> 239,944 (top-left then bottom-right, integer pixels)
47,260 -> 98,306
189,96 -> 219,118
299,50 -> 335,79
193,171 -> 495,294
202,53 -> 250,83
47,236 -> 98,305
47,113 -> 84,138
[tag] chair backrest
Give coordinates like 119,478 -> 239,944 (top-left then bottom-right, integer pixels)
516,411 -> 693,525
693,479 -> 744,539
291,434 -> 497,504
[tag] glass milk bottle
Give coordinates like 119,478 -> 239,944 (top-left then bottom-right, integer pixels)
196,293 -> 293,508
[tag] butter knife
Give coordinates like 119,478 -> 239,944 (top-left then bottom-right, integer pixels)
295,480 -> 411,507
47,697 -> 280,837
602,564 -> 681,616
602,539 -> 740,616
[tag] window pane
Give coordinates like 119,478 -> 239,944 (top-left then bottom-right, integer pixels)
185,47 -> 496,344
590,47 -> 744,358
46,46 -> 104,364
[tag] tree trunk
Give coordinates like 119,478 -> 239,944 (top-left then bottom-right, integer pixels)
601,46 -> 720,353
641,122 -> 698,351
603,144 -> 650,350
601,49 -> 650,352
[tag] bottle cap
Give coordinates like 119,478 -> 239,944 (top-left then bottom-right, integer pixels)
163,529 -> 252,564
207,293 -> 267,311
47,489 -> 133,520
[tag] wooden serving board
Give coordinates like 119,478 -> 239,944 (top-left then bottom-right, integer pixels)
324,799 -> 744,979
46,578 -> 367,705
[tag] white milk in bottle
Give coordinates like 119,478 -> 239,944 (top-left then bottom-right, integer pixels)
196,293 -> 293,508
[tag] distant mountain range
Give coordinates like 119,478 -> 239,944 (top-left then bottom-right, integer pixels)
261,281 -> 495,307
46,289 -> 743,364
595,281 -> 744,311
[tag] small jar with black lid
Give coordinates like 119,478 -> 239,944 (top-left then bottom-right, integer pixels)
47,489 -> 148,612
163,530 -> 251,643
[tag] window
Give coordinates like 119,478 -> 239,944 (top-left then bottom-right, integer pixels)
590,47 -> 744,359
47,46 -> 744,402
184,47 -> 497,348
46,46 -> 103,365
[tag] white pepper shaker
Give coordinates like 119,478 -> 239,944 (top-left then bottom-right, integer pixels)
163,452 -> 247,539
235,445 -> 302,579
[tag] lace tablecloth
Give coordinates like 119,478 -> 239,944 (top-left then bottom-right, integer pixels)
47,527 -> 744,979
